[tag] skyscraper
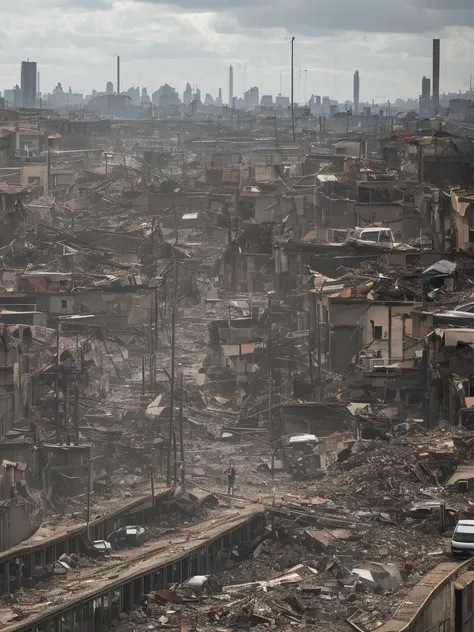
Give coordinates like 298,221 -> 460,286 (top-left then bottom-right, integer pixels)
419,76 -> 431,116
21,61 -> 37,108
141,87 -> 150,105
353,70 -> 360,115
421,76 -> 431,100
106,81 -> 114,95
244,86 -> 259,111
4,86 -> 21,108
183,83 -> 192,106
229,65 -> 234,108
152,84 -> 180,107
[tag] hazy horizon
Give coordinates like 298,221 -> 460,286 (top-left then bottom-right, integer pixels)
2,0 -> 474,102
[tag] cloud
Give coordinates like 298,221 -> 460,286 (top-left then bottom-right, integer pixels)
40,0 -> 113,8
137,0 -> 474,33
0,0 -> 473,103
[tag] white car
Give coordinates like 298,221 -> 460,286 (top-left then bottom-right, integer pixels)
451,520 -> 474,555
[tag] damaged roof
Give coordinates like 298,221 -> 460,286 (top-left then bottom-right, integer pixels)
433,328 -> 474,346
0,183 -> 30,195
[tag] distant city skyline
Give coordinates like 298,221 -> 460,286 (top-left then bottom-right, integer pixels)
2,37 -> 473,114
3,60 -> 473,115
3,62 -> 474,113
1,1 -> 474,105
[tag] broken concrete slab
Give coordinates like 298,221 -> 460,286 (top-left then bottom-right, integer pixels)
352,562 -> 402,592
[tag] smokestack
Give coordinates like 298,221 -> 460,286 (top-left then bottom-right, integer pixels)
229,65 -> 233,108
353,70 -> 360,115
117,55 -> 121,95
432,39 -> 440,114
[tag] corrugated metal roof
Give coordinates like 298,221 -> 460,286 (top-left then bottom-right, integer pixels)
0,183 -> 29,195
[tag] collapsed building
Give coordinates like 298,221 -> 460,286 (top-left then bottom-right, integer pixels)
1,95 -> 474,632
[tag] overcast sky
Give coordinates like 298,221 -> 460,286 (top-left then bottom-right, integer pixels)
1,0 -> 473,102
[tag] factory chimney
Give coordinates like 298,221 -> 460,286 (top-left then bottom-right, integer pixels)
353,70 -> 360,115
229,65 -> 234,108
432,39 -> 440,115
117,55 -> 121,95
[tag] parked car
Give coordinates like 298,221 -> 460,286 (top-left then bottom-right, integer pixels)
452,520 -> 474,555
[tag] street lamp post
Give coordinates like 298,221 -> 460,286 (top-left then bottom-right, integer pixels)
291,37 -> 296,142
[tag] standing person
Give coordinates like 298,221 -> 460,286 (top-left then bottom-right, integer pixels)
226,460 -> 236,495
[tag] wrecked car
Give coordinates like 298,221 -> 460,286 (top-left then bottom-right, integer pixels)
282,433 -> 321,478
107,525 -> 146,548
93,540 -> 112,554
406,502 -> 457,525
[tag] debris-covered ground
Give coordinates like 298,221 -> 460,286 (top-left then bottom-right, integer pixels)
3,108 -> 474,632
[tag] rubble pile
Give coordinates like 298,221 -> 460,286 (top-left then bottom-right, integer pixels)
326,438 -> 440,511
106,522 -> 447,632
3,87 -> 474,632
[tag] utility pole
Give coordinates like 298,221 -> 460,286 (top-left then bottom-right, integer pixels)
55,321 -> 61,443
315,293 -> 322,401
267,292 -> 275,440
74,378 -> 79,446
291,36 -> 296,142
154,286 -> 159,385
173,203 -> 179,245
64,377 -> 68,442
148,306 -> 153,390
388,304 -> 393,365
227,211 -> 232,246
267,291 -> 276,501
173,432 -> 178,483
308,319 -> 314,398
150,464 -> 155,507
176,134 -> 180,171
167,260 -> 178,486
150,217 -> 155,273
178,365 -> 185,486
86,456 -> 92,541
47,147 -> 51,196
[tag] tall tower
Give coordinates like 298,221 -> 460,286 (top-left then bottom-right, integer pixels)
353,70 -> 360,115
420,76 -> 431,115
432,39 -> 440,115
229,65 -> 234,108
21,61 -> 37,108
421,76 -> 431,100
117,55 -> 121,95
